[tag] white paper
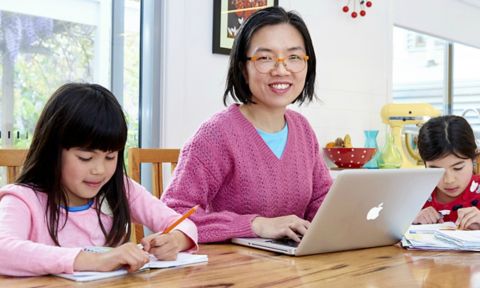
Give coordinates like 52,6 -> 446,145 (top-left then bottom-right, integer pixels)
434,230 -> 480,248
55,270 -> 129,282
407,222 -> 457,234
54,252 -> 208,282
147,253 -> 208,268
402,222 -> 480,251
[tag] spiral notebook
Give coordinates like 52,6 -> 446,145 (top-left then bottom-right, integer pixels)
54,248 -> 208,282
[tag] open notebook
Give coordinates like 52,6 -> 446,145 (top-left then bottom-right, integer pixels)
54,247 -> 208,282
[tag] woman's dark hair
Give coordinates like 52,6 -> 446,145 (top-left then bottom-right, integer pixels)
223,6 -> 316,106
17,83 -> 130,246
418,115 -> 477,162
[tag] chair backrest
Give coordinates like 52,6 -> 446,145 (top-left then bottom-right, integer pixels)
474,150 -> 480,175
127,147 -> 180,243
0,149 -> 28,184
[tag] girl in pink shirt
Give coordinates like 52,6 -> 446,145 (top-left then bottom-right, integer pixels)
0,83 -> 198,276
413,115 -> 480,229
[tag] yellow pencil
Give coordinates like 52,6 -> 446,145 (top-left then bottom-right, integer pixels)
162,205 -> 199,234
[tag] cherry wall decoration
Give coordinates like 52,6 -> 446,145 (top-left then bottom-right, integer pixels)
342,0 -> 373,19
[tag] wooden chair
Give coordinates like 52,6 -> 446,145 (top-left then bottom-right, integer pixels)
127,147 -> 180,243
0,149 -> 28,184
475,152 -> 480,175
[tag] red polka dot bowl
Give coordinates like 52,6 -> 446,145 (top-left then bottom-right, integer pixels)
323,147 -> 377,169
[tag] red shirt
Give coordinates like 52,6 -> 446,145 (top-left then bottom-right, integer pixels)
423,174 -> 480,222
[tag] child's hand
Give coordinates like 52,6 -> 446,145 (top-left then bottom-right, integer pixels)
140,231 -> 193,261
74,242 -> 149,272
413,207 -> 443,224
456,207 -> 480,230
96,243 -> 150,272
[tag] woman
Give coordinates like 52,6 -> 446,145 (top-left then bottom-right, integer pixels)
163,6 -> 332,243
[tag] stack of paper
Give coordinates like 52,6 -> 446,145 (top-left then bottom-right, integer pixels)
434,230 -> 480,250
55,252 -> 208,282
402,222 -> 480,251
401,222 -> 459,250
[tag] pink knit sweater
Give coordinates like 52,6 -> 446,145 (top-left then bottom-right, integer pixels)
163,104 -> 332,243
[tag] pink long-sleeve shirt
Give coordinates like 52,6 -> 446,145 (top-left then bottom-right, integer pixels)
162,104 -> 333,243
0,178 -> 198,276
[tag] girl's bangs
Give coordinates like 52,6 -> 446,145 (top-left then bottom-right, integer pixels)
61,96 -> 127,152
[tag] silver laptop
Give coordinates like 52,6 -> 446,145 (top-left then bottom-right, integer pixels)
232,168 -> 444,256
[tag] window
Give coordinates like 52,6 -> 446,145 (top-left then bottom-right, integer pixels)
392,27 -> 446,114
452,43 -> 480,132
0,2 -> 101,148
0,0 -> 140,185
393,27 -> 480,136
117,0 -> 140,149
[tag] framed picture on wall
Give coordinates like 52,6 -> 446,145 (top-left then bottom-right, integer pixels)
212,0 -> 279,55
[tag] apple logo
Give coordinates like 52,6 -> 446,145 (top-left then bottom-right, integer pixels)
366,203 -> 383,220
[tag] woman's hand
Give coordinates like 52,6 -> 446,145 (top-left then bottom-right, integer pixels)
251,215 -> 310,242
413,207 -> 442,224
457,207 -> 480,230
74,242 -> 149,272
140,231 -> 193,261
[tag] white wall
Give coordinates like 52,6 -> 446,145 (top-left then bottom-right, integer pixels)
161,0 -> 393,149
282,0 -> 392,147
161,0 -> 227,148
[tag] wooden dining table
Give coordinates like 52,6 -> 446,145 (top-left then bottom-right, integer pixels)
2,243 -> 480,287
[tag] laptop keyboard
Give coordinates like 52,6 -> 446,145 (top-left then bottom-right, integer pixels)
271,238 -> 300,247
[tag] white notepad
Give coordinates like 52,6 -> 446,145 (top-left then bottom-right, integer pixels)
54,250 -> 208,282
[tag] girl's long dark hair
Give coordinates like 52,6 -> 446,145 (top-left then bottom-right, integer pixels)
17,83 -> 131,246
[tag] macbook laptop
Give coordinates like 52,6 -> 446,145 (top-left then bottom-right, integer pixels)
232,168 -> 444,256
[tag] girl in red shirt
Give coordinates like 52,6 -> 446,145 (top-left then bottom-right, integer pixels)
413,115 -> 480,229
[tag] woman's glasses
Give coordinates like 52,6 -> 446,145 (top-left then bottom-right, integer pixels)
247,54 -> 309,74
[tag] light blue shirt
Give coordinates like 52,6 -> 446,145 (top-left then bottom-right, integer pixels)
257,124 -> 288,159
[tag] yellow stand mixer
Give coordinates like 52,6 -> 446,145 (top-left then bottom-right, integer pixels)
380,103 -> 441,168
